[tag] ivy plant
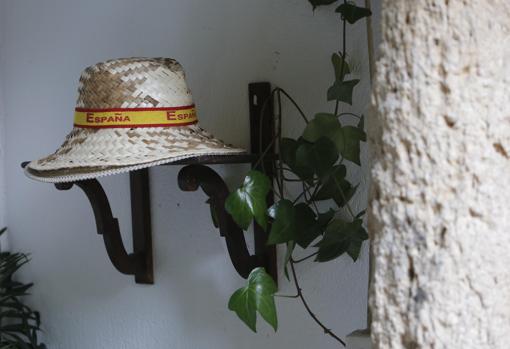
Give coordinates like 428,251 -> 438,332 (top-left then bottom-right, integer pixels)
224,1 -> 371,346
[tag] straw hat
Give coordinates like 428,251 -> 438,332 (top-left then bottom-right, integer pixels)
24,57 -> 245,183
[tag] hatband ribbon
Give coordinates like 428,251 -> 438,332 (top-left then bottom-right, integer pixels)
74,105 -> 197,128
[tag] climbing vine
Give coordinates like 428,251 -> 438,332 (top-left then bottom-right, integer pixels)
222,1 -> 371,346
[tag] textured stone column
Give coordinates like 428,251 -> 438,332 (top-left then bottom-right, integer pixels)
368,1 -> 510,348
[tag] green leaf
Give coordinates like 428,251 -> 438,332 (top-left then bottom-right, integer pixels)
308,0 -> 337,10
267,199 -> 336,249
340,126 -> 366,165
228,288 -> 256,331
280,137 -> 315,181
327,127 -> 345,155
302,113 -> 341,143
327,79 -> 360,104
295,137 -> 339,178
314,165 -> 356,207
293,204 -> 318,248
315,219 -> 368,262
326,125 -> 366,165
226,171 -> 271,231
228,268 -> 278,332
332,52 -> 350,82
280,138 -> 299,169
336,3 -> 372,24
346,234 -> 364,261
295,206 -> 335,248
267,200 -> 296,245
268,200 -> 334,248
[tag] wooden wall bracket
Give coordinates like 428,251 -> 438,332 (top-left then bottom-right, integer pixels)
177,82 -> 277,282
178,165 -> 261,278
54,169 -> 154,284
23,82 -> 277,285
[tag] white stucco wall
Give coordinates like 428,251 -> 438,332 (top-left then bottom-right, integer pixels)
0,0 -> 377,348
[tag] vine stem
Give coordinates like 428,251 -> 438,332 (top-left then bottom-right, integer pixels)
273,87 -> 309,124
302,181 -> 320,215
293,251 -> 318,263
333,176 -> 356,219
289,259 -> 346,347
275,294 -> 300,299
334,0 -> 348,116
276,90 -> 285,197
252,129 -> 280,171
255,87 -> 309,175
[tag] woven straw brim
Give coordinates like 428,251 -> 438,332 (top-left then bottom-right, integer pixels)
25,124 -> 245,183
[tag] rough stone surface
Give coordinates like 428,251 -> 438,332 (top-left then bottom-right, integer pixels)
368,1 -> 510,348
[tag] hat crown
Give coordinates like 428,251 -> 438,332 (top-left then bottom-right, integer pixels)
76,57 -> 193,109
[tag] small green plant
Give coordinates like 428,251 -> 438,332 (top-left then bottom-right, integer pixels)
0,228 -> 45,349
223,1 -> 371,346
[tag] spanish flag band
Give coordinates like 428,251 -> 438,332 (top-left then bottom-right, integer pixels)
74,105 -> 197,128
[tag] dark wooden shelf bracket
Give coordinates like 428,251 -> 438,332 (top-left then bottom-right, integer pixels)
177,82 -> 277,283
54,169 -> 154,284
178,165 -> 260,278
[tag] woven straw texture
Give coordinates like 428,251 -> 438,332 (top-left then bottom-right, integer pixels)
25,57 -> 245,183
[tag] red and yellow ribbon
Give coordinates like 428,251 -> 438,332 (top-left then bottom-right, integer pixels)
74,105 -> 197,128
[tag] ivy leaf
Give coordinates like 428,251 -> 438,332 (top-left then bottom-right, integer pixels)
280,137 -> 314,181
340,126 -> 366,165
346,231 -> 365,261
315,219 -> 368,262
327,79 -> 360,104
327,125 -> 366,165
267,200 -> 296,245
226,171 -> 271,231
332,52 -> 350,82
267,199 -> 336,249
335,3 -> 372,24
295,206 -> 335,248
308,0 -> 337,10
295,137 -> 339,178
314,165 -> 357,207
327,127 -> 345,155
228,288 -> 256,332
228,267 -> 278,332
280,138 -> 299,169
302,113 -> 341,143
268,200 -> 334,249
294,203 -> 318,248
